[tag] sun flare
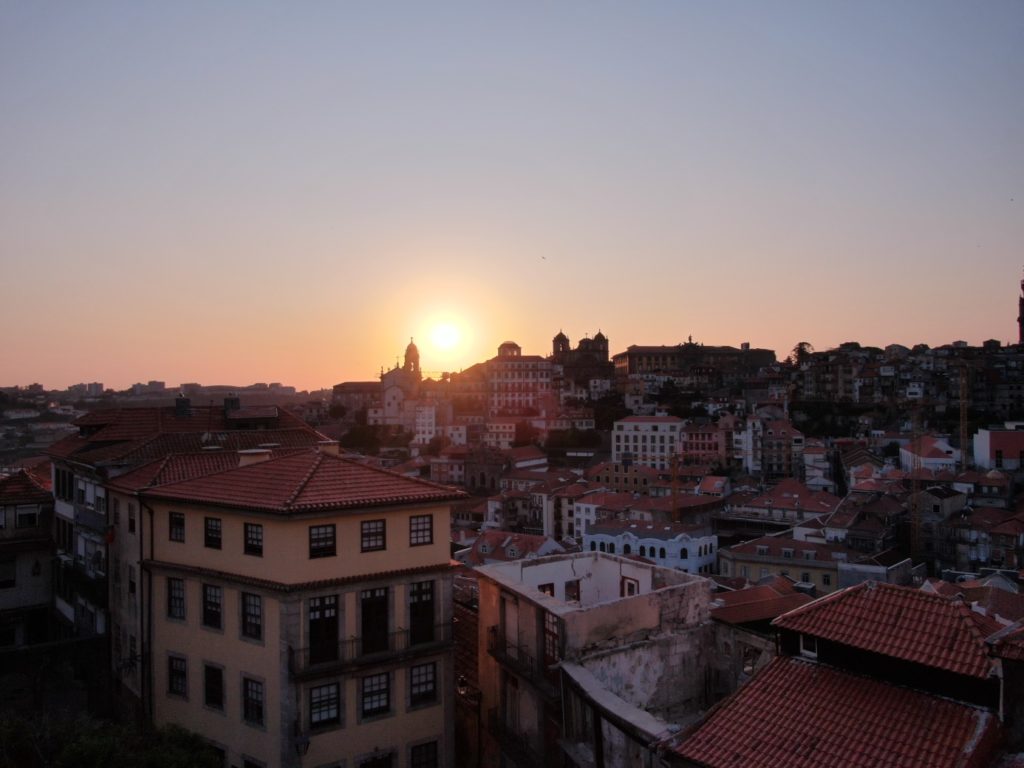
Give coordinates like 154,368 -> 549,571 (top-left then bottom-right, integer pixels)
430,323 -> 461,350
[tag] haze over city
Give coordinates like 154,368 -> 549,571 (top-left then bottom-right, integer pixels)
2,1 -> 1022,391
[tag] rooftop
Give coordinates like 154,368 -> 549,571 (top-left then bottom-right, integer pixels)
773,582 -> 1001,679
673,656 -> 1000,768
141,450 -> 466,513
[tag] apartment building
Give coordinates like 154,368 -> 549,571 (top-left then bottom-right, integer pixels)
611,415 -> 684,470
137,447 -> 465,768
0,464 -> 54,648
476,552 -> 714,767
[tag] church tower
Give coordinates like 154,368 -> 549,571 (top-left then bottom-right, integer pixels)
404,337 -> 421,379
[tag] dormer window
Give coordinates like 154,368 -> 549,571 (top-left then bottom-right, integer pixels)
800,634 -> 818,659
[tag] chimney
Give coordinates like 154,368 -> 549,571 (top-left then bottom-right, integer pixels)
223,394 -> 241,414
238,448 -> 272,467
174,395 -> 191,417
318,440 -> 341,456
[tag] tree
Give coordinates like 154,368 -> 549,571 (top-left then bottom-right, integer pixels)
0,716 -> 221,768
789,341 -> 814,366
327,403 -> 347,420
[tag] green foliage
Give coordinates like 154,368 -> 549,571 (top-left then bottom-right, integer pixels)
327,403 -> 347,420
591,393 -> 630,431
339,424 -> 380,454
0,716 -> 221,768
545,429 -> 603,453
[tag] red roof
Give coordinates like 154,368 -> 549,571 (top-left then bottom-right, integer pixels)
711,578 -> 813,625
141,451 -> 465,513
773,582 -> 999,679
107,450 -> 307,492
673,656 -> 1000,768
0,467 -> 52,504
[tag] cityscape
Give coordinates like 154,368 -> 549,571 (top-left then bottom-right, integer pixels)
5,300 -> 1024,766
3,2 -> 1023,768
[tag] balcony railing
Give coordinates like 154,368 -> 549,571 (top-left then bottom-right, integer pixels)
487,707 -> 542,767
73,504 -> 107,534
288,622 -> 452,678
487,626 -> 559,699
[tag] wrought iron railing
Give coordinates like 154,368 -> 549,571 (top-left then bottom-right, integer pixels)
288,622 -> 452,677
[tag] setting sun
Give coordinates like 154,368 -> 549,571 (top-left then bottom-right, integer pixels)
430,322 -> 461,350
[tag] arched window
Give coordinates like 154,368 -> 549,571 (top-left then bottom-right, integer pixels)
623,544 -> 632,555
609,543 -> 616,554
590,541 -> 596,551
659,547 -> 666,559
599,542 -> 606,552
681,547 -> 688,559
639,546 -> 646,557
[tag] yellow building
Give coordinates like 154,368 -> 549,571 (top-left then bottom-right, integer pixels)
133,446 -> 463,768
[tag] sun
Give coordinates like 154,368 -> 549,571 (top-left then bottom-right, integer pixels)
430,322 -> 461,350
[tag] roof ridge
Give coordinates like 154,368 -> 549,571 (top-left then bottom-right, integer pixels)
283,451 -> 325,508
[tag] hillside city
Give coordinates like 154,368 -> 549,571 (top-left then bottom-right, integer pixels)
5,290 -> 1024,767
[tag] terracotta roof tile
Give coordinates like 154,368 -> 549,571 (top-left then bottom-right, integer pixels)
773,582 -> 999,679
674,656 -> 1000,768
0,467 -> 52,504
141,451 -> 466,513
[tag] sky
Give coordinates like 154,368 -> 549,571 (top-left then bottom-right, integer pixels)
1,2 -> 1022,391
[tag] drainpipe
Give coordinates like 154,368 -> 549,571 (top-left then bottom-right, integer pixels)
144,500 -> 155,721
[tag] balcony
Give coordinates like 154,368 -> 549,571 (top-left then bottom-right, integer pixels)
73,503 -> 107,534
487,626 -> 559,700
288,622 -> 452,679
487,707 -> 542,768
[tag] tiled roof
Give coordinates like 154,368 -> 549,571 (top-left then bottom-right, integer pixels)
710,579 -> 813,625
987,622 -> 1024,661
673,656 -> 1000,768
616,415 -> 683,424
465,530 -> 564,565
0,467 -> 52,504
107,450 -> 306,492
141,451 -> 466,513
587,520 -> 707,540
773,582 -> 999,679
48,405 -> 324,467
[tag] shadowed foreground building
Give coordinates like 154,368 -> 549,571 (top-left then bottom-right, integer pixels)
669,582 -> 1009,767
131,447 -> 464,768
476,552 -> 715,767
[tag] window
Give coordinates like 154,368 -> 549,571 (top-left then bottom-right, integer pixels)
244,523 -> 263,556
410,742 -> 438,768
0,558 -> 16,589
128,503 -> 136,534
14,505 -> 38,528
409,581 -> 434,645
243,677 -> 264,726
202,584 -> 222,629
309,525 -> 336,558
782,549 -> 793,559
167,577 -> 185,619
204,665 -> 224,710
168,656 -> 187,697
409,662 -> 436,706
205,517 -> 222,549
241,593 -> 262,640
409,515 -> 433,546
800,634 -> 818,658
756,545 -> 768,556
128,565 -> 136,595
169,512 -> 185,543
308,595 -> 339,664
361,519 -> 386,552
538,583 -> 554,597
822,574 -> 832,587
361,588 -> 389,654
801,572 -> 811,583
310,682 -> 341,727
361,673 -> 390,718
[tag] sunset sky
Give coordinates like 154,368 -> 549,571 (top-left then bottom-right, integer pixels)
2,2 -> 1022,391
